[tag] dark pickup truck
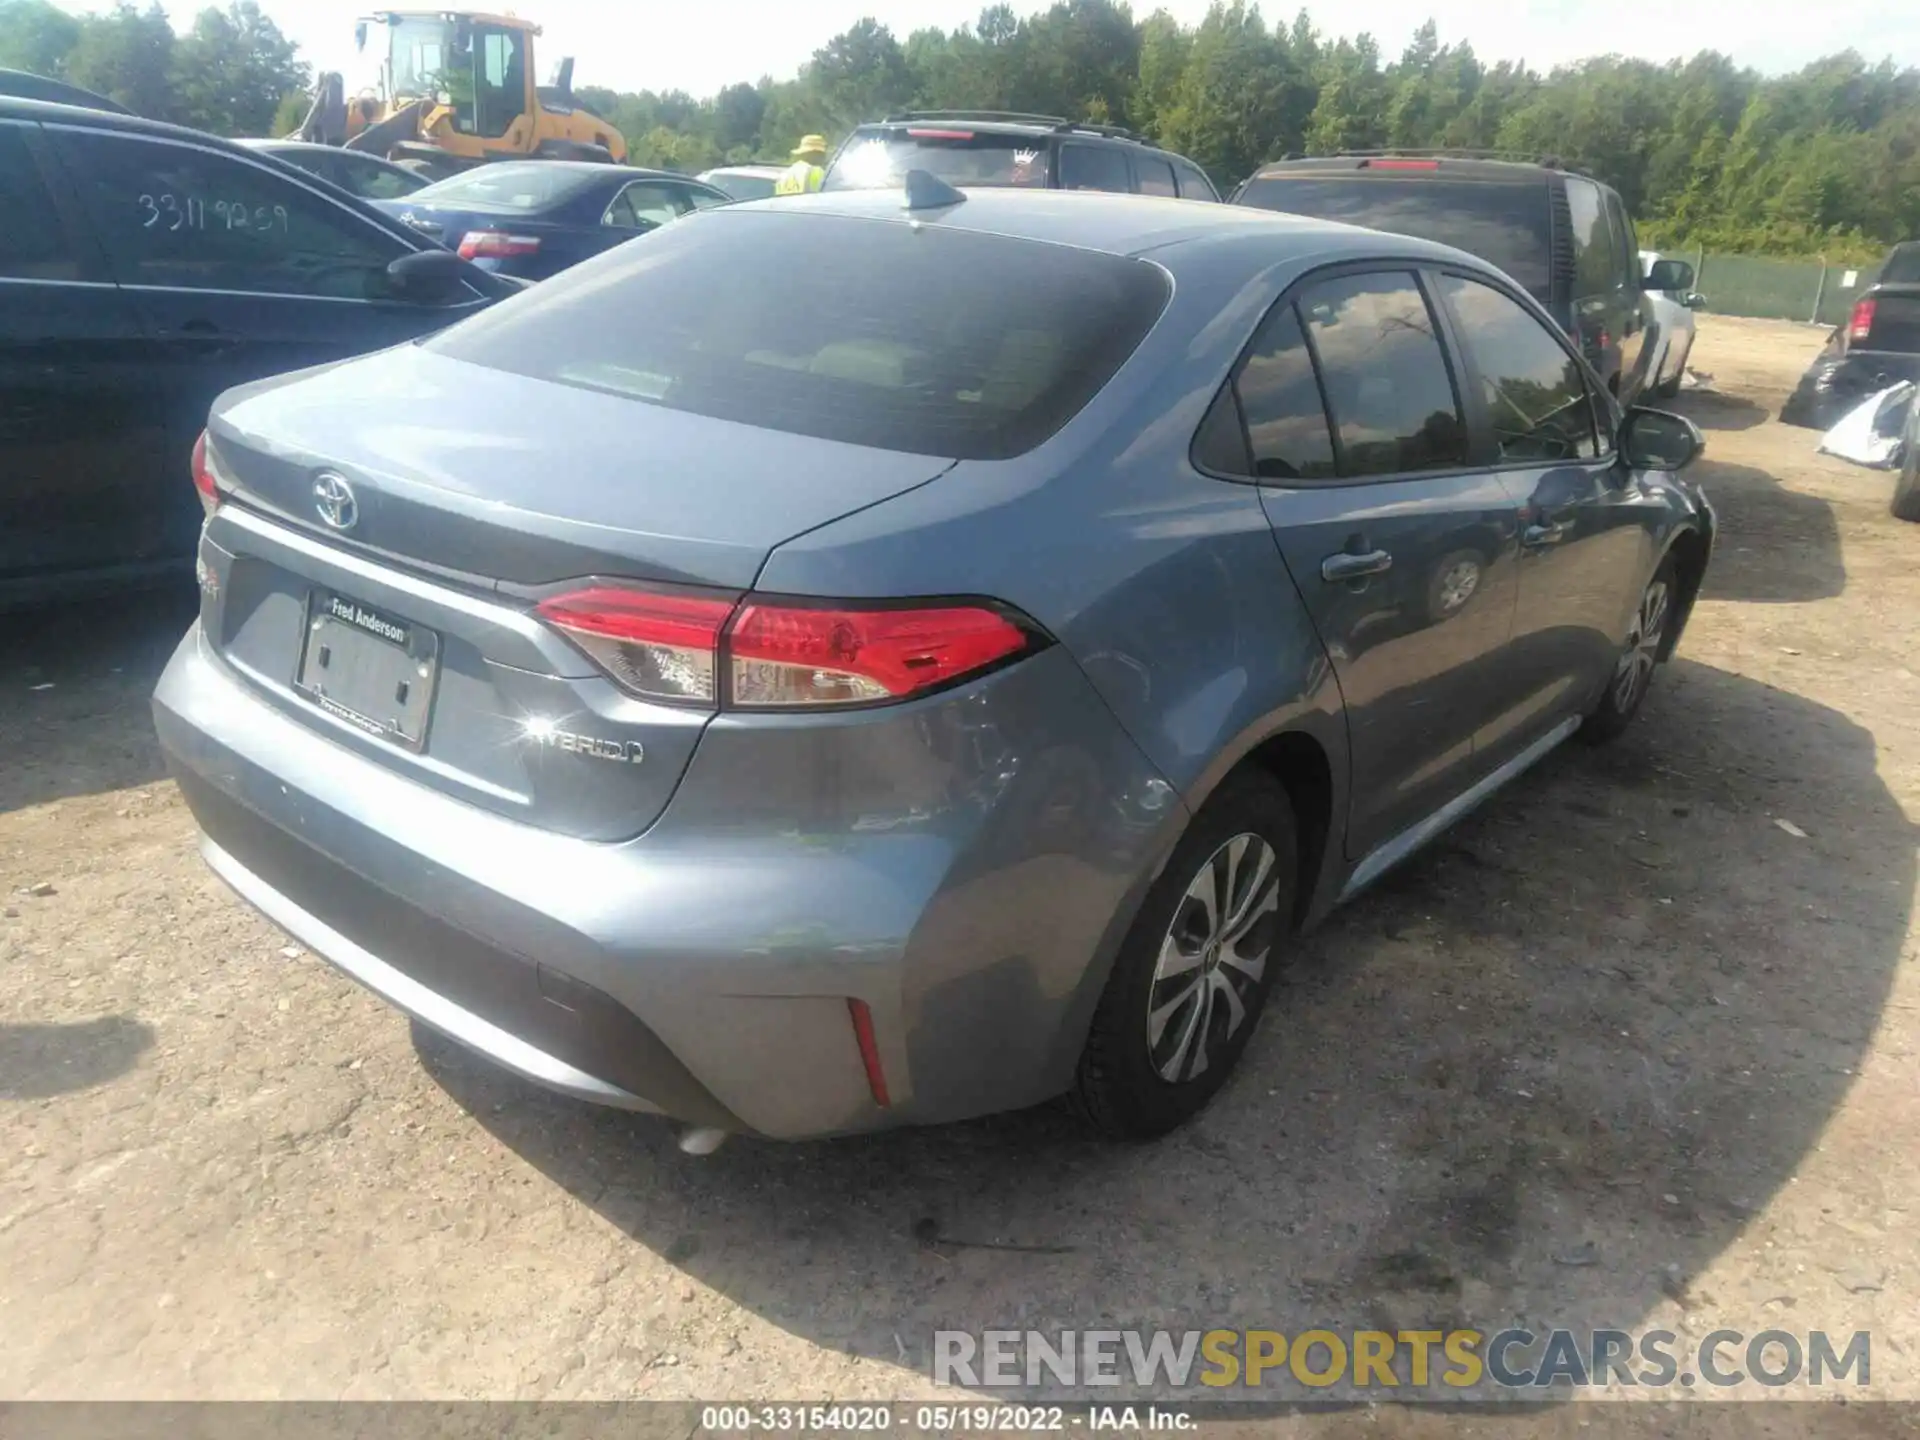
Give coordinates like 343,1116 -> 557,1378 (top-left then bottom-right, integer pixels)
1782,241 -> 1920,430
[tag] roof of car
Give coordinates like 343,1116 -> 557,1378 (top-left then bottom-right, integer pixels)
855,113 -> 1181,153
703,164 -> 785,177
0,68 -> 133,115
732,185 -> 1498,273
1248,154 -> 1584,184
0,93 -> 236,138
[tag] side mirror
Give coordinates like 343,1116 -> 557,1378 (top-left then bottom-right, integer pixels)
386,248 -> 468,305
1621,406 -> 1704,472
1685,292 -> 1707,311
1644,258 -> 1694,293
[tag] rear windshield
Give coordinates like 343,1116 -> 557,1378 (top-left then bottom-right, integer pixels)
410,164 -> 596,212
425,210 -> 1170,460
824,129 -> 1052,191
1236,175 -> 1554,299
1880,242 -> 1920,284
708,171 -> 778,201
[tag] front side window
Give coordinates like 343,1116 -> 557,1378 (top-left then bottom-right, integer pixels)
1438,274 -> 1598,463
1136,156 -> 1177,198
1059,143 -> 1132,193
426,210 -> 1170,460
1297,271 -> 1467,478
53,130 -> 403,299
1171,158 -> 1217,202
0,125 -> 80,282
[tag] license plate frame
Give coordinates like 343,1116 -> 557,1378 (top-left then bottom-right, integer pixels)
292,590 -> 441,752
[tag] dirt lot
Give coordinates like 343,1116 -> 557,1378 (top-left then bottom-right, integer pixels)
3,314 -> 1919,1418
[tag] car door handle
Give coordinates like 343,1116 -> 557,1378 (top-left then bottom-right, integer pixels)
1522,521 -> 1571,548
1321,548 -> 1393,582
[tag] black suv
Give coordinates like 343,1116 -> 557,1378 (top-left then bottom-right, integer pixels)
1232,154 -> 1692,403
822,112 -> 1220,202
0,97 -> 518,605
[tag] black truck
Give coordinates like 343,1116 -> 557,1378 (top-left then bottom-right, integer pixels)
1782,241 -> 1920,432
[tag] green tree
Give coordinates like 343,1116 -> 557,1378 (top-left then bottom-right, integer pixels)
170,1 -> 307,136
0,0 -> 80,76
64,2 -> 176,120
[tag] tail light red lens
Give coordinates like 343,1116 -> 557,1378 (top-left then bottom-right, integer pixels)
1850,297 -> 1877,342
457,231 -> 541,260
536,586 -> 1038,710
535,587 -> 732,703
190,429 -> 219,515
728,602 -> 1030,707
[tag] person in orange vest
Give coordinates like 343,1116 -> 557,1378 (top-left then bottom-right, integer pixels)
775,135 -> 829,195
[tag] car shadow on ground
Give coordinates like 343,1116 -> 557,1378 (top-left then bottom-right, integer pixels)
0,583 -> 197,814
0,1015 -> 155,1100
1667,389 -> 1768,434
1687,460 -> 1845,604
418,654 -> 1910,1398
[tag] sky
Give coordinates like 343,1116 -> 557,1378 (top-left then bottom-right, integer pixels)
69,0 -> 1920,98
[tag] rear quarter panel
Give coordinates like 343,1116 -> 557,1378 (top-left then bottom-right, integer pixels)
754,237 -> 1356,915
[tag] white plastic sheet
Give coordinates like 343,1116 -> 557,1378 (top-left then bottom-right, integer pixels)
1817,382 -> 1915,469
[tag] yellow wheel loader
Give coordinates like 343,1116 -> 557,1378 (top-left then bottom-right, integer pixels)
293,11 -> 628,178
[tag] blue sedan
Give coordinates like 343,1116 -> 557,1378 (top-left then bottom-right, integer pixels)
375,162 -> 731,281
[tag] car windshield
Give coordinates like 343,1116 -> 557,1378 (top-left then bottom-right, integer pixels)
425,209 -> 1169,460
824,130 -> 1052,190
1236,175 -> 1555,299
409,164 -> 596,212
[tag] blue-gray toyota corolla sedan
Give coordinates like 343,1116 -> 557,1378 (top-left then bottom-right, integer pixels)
154,181 -> 1714,1147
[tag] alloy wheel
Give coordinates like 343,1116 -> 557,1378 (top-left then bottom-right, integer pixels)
1612,576 -> 1671,712
1146,832 -> 1280,1083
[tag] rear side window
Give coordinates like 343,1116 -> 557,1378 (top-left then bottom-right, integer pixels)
1136,155 -> 1177,198
1171,157 -> 1217,202
1233,304 -> 1336,480
1236,175 -> 1553,300
337,153 -> 421,200
1565,177 -> 1615,300
606,182 -> 693,229
824,130 -> 1051,190
51,129 -> 405,299
0,124 -> 79,281
1059,144 -> 1132,193
1437,274 -> 1598,463
1297,271 -> 1467,478
428,210 -> 1171,461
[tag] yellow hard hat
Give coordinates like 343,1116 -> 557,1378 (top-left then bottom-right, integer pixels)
793,134 -> 829,159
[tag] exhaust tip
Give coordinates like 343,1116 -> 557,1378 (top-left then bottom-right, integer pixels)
676,1124 -> 730,1156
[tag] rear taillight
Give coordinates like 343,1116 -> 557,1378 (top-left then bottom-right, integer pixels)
1850,297 -> 1877,343
535,586 -> 1038,710
535,586 -> 732,703
457,231 -> 541,260
728,601 -> 1030,707
190,429 -> 219,516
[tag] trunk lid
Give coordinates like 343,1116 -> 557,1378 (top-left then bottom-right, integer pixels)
199,344 -> 953,841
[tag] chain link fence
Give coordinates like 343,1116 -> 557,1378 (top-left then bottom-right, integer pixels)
1685,252 -> 1885,327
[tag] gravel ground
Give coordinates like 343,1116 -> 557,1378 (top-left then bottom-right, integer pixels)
2,315 -> 1918,1424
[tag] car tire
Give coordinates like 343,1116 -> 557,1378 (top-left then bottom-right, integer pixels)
1424,548 -> 1486,625
1890,408 -> 1920,523
1072,770 -> 1296,1140
1579,553 -> 1679,745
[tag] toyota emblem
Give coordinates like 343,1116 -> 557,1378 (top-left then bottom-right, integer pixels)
312,471 -> 358,531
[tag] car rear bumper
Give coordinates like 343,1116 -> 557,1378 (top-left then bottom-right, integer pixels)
1781,349 -> 1920,430
154,621 -> 1182,1139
